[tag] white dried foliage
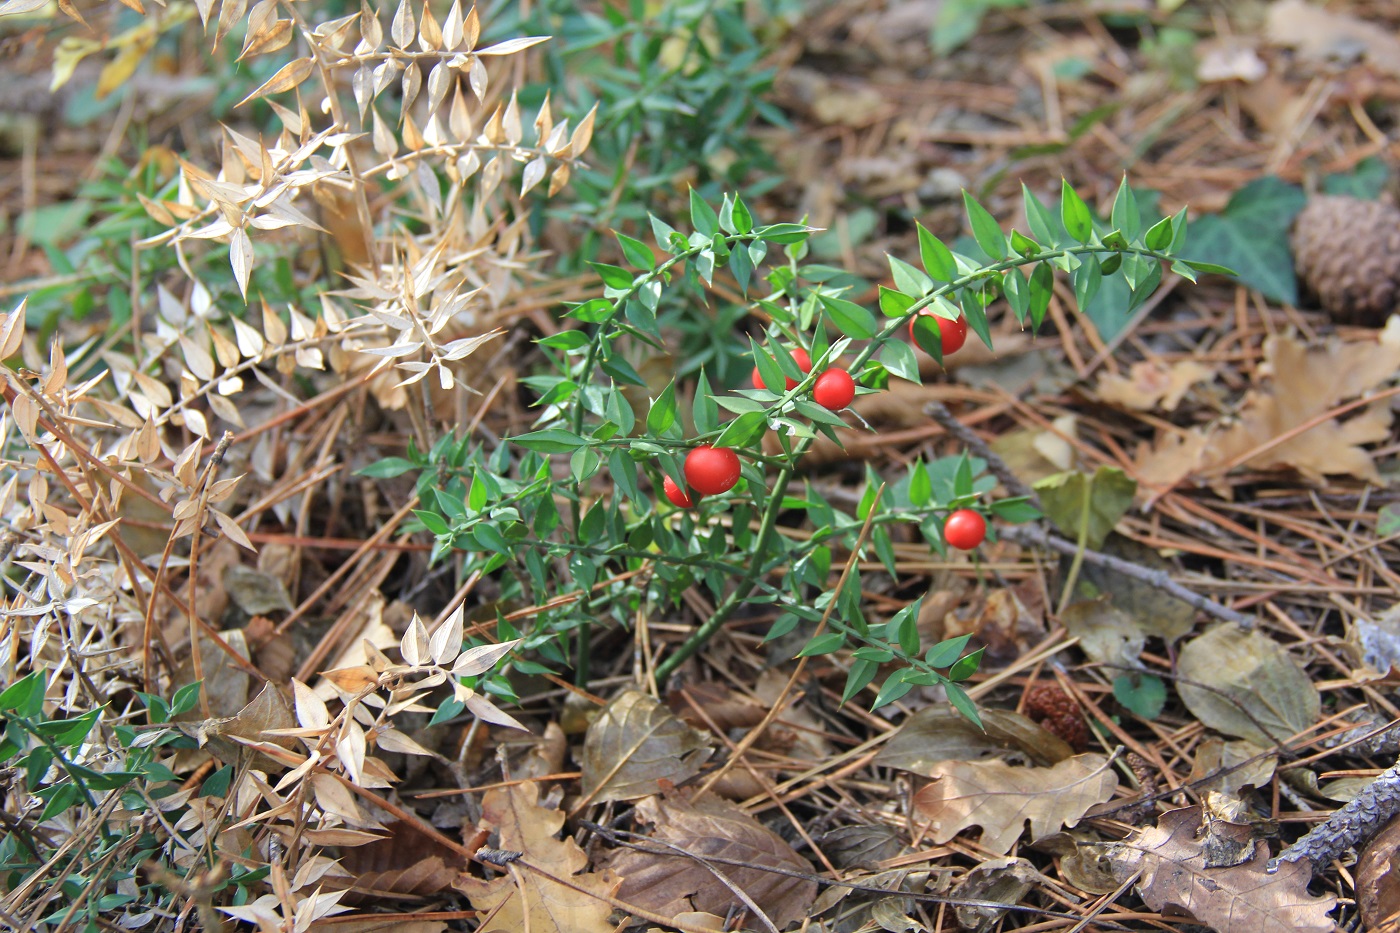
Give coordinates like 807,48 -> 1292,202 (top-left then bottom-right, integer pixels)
0,1 -> 568,919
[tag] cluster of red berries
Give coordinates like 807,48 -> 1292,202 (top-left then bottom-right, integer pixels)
661,314 -> 980,545
750,347 -> 856,412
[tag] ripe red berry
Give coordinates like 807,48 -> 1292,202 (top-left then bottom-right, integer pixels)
752,347 -> 812,390
943,509 -> 987,551
662,475 -> 696,508
812,368 -> 856,410
909,312 -> 968,357
684,445 -> 742,496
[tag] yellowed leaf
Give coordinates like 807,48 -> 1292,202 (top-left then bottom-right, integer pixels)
238,57 -> 315,106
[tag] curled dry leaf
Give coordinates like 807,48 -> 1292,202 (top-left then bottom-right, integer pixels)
454,781 -> 617,933
1113,806 -> 1337,933
601,792 -> 817,929
912,753 -> 1118,855
336,820 -> 464,899
580,690 -> 713,804
1097,359 -> 1216,412
1177,624 -> 1320,748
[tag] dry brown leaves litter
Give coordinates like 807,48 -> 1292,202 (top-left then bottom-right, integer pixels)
579,689 -> 714,804
1135,320 -> 1400,490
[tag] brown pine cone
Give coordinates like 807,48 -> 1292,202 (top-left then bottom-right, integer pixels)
1291,194 -> 1400,327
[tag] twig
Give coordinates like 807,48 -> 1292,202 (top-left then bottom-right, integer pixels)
999,524 -> 1254,628
1270,753 -> 1400,874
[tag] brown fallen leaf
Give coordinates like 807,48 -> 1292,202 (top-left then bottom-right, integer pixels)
336,820 -> 462,899
1097,359 -> 1215,412
580,690 -> 714,804
1357,816 -> 1400,930
1136,324 -> 1400,490
1113,806 -> 1337,933
912,753 -> 1118,855
601,792 -> 817,928
1177,624 -> 1320,748
875,706 -> 1074,773
1266,0 -> 1400,77
454,782 -> 618,933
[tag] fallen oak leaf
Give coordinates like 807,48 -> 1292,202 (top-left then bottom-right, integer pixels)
1113,806 -> 1337,933
600,792 -> 817,929
453,781 -> 618,933
912,752 -> 1118,855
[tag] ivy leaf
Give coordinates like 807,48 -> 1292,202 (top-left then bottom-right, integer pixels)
1185,176 -> 1304,304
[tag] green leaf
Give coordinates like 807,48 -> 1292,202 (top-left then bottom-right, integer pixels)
715,411 -> 768,448
1143,214 -> 1174,251
170,681 -> 203,717
917,222 -> 958,281
842,659 -> 880,705
647,381 -> 678,436
889,255 -> 933,296
0,672 -> 45,714
797,631 -> 846,657
926,633 -> 972,669
589,261 -> 634,290
689,188 -> 718,238
1114,673 -> 1167,720
962,190 -> 1007,260
945,682 -> 982,728
872,672 -> 914,710
1023,183 -> 1061,246
879,285 -> 917,318
1072,254 -> 1102,311
1003,266 -> 1030,322
1009,230 -> 1041,257
818,294 -> 878,339
1028,262 -> 1054,330
879,339 -> 921,383
356,457 -> 416,479
693,369 -> 718,434
615,232 -> 656,270
650,214 -> 682,252
512,429 -> 588,454
757,223 -> 811,245
415,510 -> 450,536
1109,175 -> 1141,240
931,0 -> 988,55
566,297 -> 613,323
989,498 -> 1041,523
1323,156 -> 1390,199
1379,503 -> 1400,537
1061,179 -> 1094,243
1033,466 -> 1137,550
1185,176 -> 1303,303
948,647 -> 984,682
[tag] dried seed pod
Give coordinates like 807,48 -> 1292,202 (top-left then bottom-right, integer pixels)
1291,194 -> 1400,326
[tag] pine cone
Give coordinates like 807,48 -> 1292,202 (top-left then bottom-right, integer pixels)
1291,194 -> 1400,327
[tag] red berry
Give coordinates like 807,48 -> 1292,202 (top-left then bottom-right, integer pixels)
684,445 -> 742,495
662,475 -> 696,508
943,509 -> 987,551
909,312 -> 968,357
812,368 -> 856,410
752,347 -> 812,390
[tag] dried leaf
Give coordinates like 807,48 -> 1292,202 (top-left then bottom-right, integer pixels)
876,706 -> 1073,772
1114,806 -> 1337,933
952,857 -> 1049,930
601,793 -> 817,928
238,57 -> 315,106
912,753 -> 1118,855
1177,624 -> 1320,747
1097,360 -> 1215,412
580,690 -> 714,803
1137,324 -> 1400,489
454,782 -> 617,933
1267,0 -> 1400,77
